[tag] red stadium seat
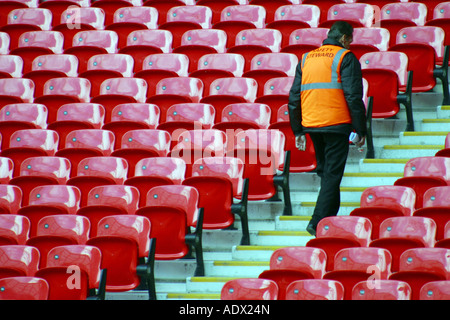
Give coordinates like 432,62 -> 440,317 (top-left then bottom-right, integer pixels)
196,0 -> 248,25
183,156 -> 250,245
389,248 -> 450,300
306,216 -> 373,271
0,214 -> 29,245
349,185 -> 416,240
394,156 -> 450,210
0,55 -> 23,78
38,0 -> 90,28
125,156 -> 185,207
0,78 -> 34,109
91,0 -> 142,26
53,7 -> 106,51
91,77 -> 148,123
66,156 -> 129,207
425,2 -> 450,47
0,0 -> 39,27
435,133 -> 450,157
266,4 -> 321,48
413,186 -> 450,241
258,246 -> 327,300
221,278 -> 278,300
0,276 -> 49,300
135,185 -> 205,276
0,157 -> 14,184
212,4 -> 266,49
248,0 -> 301,25
352,280 -> 412,300
76,185 -> 140,236
369,216 -> 437,272
286,279 -> 344,300
280,27 -> 328,61
350,27 -> 390,60
0,185 -> 22,215
173,29 -> 227,73
200,77 -> 258,123
420,281 -> 450,300
64,30 -> 119,74
118,29 -> 173,73
0,103 -> 48,150
323,247 -> 392,300
318,3 -> 375,28
134,53 -> 189,97
142,0 -> 196,25
36,244 -> 105,300
105,6 -> 158,49
301,0 -> 346,24
79,53 -> 135,98
34,77 -> 92,124
0,245 -> 40,279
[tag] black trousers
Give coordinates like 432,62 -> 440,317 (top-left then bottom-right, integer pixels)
308,131 -> 350,228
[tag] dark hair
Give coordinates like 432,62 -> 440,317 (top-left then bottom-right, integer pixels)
327,21 -> 354,42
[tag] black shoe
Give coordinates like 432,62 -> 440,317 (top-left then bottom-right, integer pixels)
306,222 -> 316,237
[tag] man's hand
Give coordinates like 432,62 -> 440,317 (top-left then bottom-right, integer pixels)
295,135 -> 306,151
355,136 -> 366,148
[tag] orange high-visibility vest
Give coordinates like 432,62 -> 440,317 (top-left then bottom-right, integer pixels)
300,45 -> 352,128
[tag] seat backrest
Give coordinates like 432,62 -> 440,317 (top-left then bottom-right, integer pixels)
249,52 -> 298,76
326,3 -> 375,27
269,246 -> 327,279
395,26 -> 445,61
46,244 -> 102,289
0,32 -> 9,55
208,77 -> 258,102
166,5 -> 212,29
17,31 -> 64,53
63,129 -> 115,155
98,78 -> 147,103
0,157 -> 14,184
191,156 -> 244,197
145,185 -> 199,228
75,156 -> 128,184
287,27 -> 328,47
359,185 -> 416,216
220,103 -> 271,129
7,8 -> 52,30
402,156 -> 450,182
0,78 -> 35,103
86,53 -> 134,77
9,129 -> 59,154
0,55 -> 23,77
0,185 -> 23,215
0,245 -> 40,276
379,216 -> 437,247
180,29 -> 227,53
59,7 -> 105,30
19,156 -> 71,184
54,103 -> 105,128
262,76 -> 294,97
124,29 -> 172,53
172,129 -> 227,157
398,248 -> 450,279
42,77 -> 91,102
221,278 -> 278,300
431,2 -> 450,20
71,30 -> 119,53
352,27 -> 390,52
86,185 -> 140,215
380,2 -> 427,26
352,279 -> 412,300
333,247 -> 392,279
360,51 -> 409,87
96,215 -> 151,258
36,214 -> 91,244
111,6 -> 158,29
285,279 -> 345,300
0,214 -> 30,244
27,185 -> 81,215
316,216 -> 373,247
155,77 -> 203,103
420,280 -> 450,300
30,54 -> 78,76
0,276 -> 49,300
164,103 -> 214,129
0,103 -> 47,129
273,4 -> 320,28
110,103 -> 160,127
234,28 -> 282,52
134,156 -> 186,184
219,4 -> 266,28
422,186 -> 450,208
196,53 -> 245,77
141,53 -> 189,76
120,129 -> 171,157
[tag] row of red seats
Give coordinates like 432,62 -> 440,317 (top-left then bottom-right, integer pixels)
221,247 -> 450,300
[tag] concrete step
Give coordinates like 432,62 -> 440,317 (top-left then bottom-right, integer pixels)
420,119 -> 450,131
359,158 -> 408,173
399,131 -> 449,145
380,144 -> 444,158
437,105 -> 450,119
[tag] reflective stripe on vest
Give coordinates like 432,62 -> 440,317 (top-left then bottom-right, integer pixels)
300,48 -> 348,91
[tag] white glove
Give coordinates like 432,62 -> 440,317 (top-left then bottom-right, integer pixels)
295,135 -> 306,151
